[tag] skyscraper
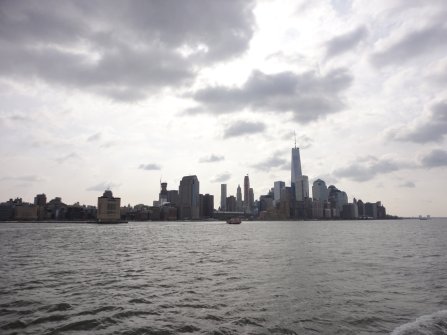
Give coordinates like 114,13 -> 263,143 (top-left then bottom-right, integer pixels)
236,184 -> 242,211
295,176 -> 309,201
291,141 -> 302,198
273,181 -> 285,205
291,136 -> 309,201
248,187 -> 254,212
328,185 -> 348,216
201,194 -> 214,218
220,184 -> 227,211
179,175 -> 200,220
312,179 -> 328,202
244,175 -> 250,212
226,195 -> 236,212
159,182 -> 168,205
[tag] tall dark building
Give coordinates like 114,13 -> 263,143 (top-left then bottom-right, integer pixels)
226,196 -> 237,212
248,187 -> 254,212
178,175 -> 200,220
202,194 -> 214,218
220,184 -> 227,211
357,199 -> 365,217
167,190 -> 179,205
291,146 -> 302,200
377,201 -> 386,219
159,182 -> 168,204
244,175 -> 250,212
34,193 -> 47,206
365,202 -> 378,219
236,185 -> 242,211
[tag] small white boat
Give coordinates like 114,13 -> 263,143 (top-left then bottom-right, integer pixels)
226,217 -> 241,224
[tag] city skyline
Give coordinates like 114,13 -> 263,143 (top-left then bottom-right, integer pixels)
0,144 -> 395,221
1,1 -> 447,216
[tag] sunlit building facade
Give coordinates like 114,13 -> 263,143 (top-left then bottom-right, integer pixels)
97,190 -> 121,222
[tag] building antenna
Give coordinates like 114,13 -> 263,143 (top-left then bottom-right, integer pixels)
294,130 -> 297,149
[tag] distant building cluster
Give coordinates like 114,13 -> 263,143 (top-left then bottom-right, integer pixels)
0,143 -> 393,222
0,194 -> 97,221
254,144 -> 388,220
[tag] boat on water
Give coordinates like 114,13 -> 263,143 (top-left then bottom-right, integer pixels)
226,217 -> 241,224
96,220 -> 128,224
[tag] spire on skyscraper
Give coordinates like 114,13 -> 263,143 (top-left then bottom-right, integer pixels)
294,130 -> 296,149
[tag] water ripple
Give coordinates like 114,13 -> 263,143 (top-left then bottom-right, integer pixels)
0,220 -> 446,334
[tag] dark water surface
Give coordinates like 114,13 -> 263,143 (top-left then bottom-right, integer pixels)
1,220 -> 446,334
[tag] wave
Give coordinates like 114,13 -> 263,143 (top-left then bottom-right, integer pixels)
30,314 -> 69,325
77,305 -> 122,315
49,318 -> 102,333
45,302 -> 72,312
391,310 -> 447,335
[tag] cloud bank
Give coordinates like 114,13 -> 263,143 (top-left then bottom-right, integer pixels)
371,23 -> 447,67
420,149 -> 447,168
252,152 -> 288,172
333,156 -> 407,182
388,100 -> 447,143
326,26 -> 368,58
189,68 -> 353,123
0,0 -> 255,101
223,121 -> 266,138
211,172 -> 231,183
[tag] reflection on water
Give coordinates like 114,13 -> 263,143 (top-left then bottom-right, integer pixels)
1,219 -> 446,334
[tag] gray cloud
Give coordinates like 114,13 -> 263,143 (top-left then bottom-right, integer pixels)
333,149 -> 447,182
0,1 -> 255,101
371,23 -> 447,67
7,115 -> 29,122
87,132 -> 102,142
1,175 -> 45,183
429,59 -> 447,85
86,181 -> 120,192
326,26 -> 368,58
139,163 -> 161,171
252,152 -> 288,172
333,156 -> 404,182
399,181 -> 415,188
223,121 -> 266,139
189,68 -> 352,123
420,149 -> 447,168
100,141 -> 118,148
211,172 -> 231,183
431,69 -> 447,85
199,154 -> 225,163
388,100 -> 447,143
55,152 -> 81,164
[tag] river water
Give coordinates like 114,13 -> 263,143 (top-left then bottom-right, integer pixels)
0,219 -> 446,334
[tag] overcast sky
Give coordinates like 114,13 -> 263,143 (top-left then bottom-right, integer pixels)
1,0 -> 447,216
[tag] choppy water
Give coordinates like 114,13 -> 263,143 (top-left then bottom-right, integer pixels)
1,219 -> 446,334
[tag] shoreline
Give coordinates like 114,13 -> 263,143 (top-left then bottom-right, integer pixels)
0,218 -> 415,224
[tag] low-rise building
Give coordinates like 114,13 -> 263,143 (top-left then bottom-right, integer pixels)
14,204 -> 38,221
97,190 -> 121,222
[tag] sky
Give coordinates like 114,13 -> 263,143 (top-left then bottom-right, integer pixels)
1,0 -> 447,217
